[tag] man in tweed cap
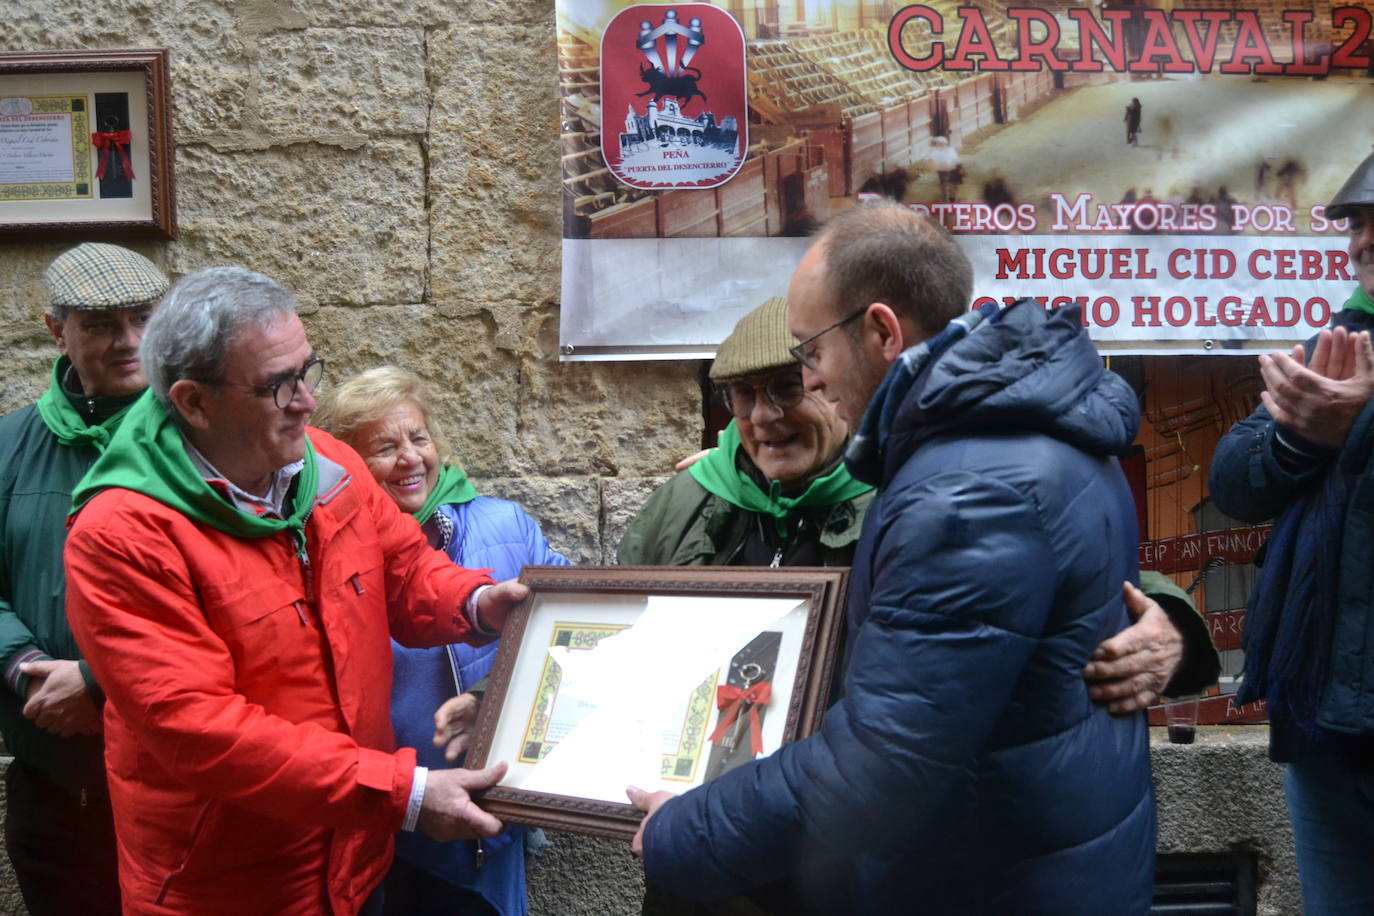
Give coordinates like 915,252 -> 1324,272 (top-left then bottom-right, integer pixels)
618,296 -> 869,570
0,242 -> 168,915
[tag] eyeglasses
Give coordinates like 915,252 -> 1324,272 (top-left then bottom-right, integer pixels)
205,355 -> 325,409
717,372 -> 806,418
788,306 -> 868,370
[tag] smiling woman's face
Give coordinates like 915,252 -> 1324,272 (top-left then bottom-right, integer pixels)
355,399 -> 440,514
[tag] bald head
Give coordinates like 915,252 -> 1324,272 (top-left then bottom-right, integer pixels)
815,200 -> 973,338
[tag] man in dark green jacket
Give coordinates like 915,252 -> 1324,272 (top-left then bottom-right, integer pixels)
0,243 -> 168,916
619,297 -> 873,570
620,296 -> 1216,711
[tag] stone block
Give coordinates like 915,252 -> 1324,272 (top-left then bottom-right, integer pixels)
428,24 -> 562,308
0,0 -> 165,49
513,360 -> 701,478
470,476 -> 600,565
527,831 -> 644,916
290,0 -> 553,29
600,476 -> 670,564
304,304 -> 523,476
170,55 -> 255,145
1150,726 -> 1298,915
168,141 -> 426,307
254,29 -> 429,142
0,757 -> 24,916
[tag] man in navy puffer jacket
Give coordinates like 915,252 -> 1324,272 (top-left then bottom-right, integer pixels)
629,201 -> 1156,914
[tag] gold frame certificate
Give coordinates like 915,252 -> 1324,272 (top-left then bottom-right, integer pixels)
0,49 -> 176,238
466,566 -> 848,841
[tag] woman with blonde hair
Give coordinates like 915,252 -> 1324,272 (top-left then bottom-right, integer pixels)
317,366 -> 567,916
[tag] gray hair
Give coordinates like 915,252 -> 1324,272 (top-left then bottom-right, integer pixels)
139,266 -> 298,407
819,200 -> 973,338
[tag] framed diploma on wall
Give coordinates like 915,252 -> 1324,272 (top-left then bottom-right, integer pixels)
465,566 -> 848,841
0,49 -> 176,239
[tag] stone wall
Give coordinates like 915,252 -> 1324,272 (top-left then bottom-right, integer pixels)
0,0 -> 686,910
0,0 -> 701,566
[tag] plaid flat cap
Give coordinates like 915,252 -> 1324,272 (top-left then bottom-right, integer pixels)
44,243 -> 169,310
709,296 -> 799,381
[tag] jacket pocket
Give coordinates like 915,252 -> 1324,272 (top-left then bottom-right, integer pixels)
153,800 -> 217,907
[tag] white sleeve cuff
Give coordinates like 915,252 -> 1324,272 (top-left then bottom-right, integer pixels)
402,766 -> 428,832
466,584 -> 496,634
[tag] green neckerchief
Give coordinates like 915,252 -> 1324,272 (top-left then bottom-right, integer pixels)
35,358 -> 139,453
414,462 -> 479,524
71,390 -> 320,558
1343,286 -> 1374,316
688,420 -> 873,538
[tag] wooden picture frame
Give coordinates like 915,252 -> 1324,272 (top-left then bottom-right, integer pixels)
0,49 -> 176,239
465,565 -> 848,841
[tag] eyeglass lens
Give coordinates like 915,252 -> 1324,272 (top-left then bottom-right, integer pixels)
722,375 -> 804,417
274,358 -> 326,408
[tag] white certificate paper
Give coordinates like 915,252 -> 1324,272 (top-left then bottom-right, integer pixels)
0,112 -> 75,185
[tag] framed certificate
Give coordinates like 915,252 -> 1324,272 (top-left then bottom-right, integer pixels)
0,49 -> 176,238
465,565 -> 848,841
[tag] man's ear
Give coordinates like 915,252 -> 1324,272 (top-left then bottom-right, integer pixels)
44,313 -> 67,354
865,303 -> 911,363
168,379 -> 214,431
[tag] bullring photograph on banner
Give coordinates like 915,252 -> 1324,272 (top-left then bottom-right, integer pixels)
556,0 -> 1374,358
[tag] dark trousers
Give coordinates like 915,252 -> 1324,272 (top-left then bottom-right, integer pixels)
3,760 -> 121,916
381,855 -> 497,916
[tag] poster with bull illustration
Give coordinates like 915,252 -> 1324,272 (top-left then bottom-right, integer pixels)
600,4 -> 747,190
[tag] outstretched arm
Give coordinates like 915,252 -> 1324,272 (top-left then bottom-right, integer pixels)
640,474 -> 1053,899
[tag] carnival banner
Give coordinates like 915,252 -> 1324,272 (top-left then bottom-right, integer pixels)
557,0 -> 1374,358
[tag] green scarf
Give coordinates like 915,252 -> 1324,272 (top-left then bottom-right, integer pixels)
1343,286 -> 1374,316
688,421 -> 873,538
35,358 -> 137,453
413,462 -> 479,524
71,390 -> 320,557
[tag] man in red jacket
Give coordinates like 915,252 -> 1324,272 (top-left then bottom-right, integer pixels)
65,266 -> 527,916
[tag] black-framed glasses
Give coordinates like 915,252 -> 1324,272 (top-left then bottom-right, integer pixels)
206,355 -> 325,409
717,371 -> 806,418
788,306 -> 868,370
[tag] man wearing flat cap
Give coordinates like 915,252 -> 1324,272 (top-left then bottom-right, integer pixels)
1211,151 -> 1374,914
619,296 -> 870,570
0,243 -> 169,915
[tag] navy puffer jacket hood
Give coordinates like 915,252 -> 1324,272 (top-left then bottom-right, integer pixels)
884,300 -> 1140,478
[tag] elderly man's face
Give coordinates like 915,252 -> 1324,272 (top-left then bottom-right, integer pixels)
45,305 -> 153,398
198,313 -> 317,491
1350,206 -> 1374,297
726,369 -> 849,484
788,241 -> 889,427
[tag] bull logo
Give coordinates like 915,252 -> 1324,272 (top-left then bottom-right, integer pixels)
600,4 -> 747,190
638,60 -> 707,107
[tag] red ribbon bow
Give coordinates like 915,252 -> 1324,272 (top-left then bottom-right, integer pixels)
708,681 -> 772,757
91,130 -> 134,180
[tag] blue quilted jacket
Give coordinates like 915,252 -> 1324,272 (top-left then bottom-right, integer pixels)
642,302 -> 1156,914
390,496 -> 569,916
1209,307 -> 1374,742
